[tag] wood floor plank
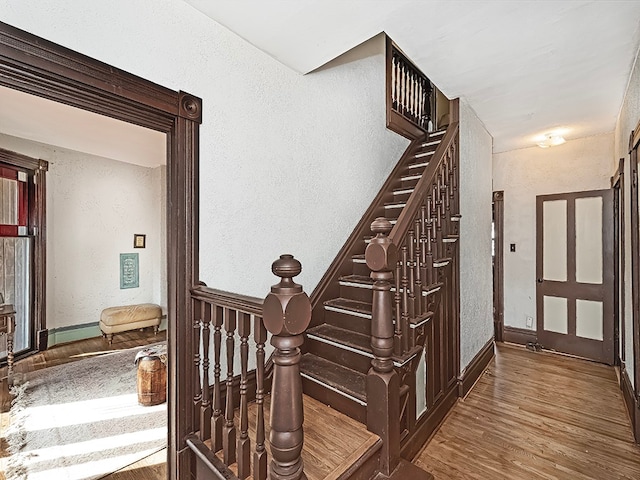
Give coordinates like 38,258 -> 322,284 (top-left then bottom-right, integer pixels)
414,343 -> 640,479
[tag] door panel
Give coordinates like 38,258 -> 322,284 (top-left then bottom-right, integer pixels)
536,190 -> 614,364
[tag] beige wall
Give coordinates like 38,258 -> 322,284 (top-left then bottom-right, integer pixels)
459,100 -> 494,370
0,2 -> 410,298
493,133 -> 614,332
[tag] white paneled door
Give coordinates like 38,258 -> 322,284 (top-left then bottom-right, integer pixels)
536,190 -> 614,364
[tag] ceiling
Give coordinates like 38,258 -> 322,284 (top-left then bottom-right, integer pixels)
184,0 -> 640,152
0,85 -> 166,167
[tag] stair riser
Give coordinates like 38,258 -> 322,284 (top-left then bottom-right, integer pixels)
323,308 -> 371,336
400,177 -> 420,189
351,261 -> 371,277
339,282 -> 373,304
306,337 -> 372,374
301,376 -> 366,424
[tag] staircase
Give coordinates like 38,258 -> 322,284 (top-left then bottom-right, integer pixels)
300,128 -> 451,424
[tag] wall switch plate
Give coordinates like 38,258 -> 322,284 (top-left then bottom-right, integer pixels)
526,316 -> 533,329
510,243 -> 516,252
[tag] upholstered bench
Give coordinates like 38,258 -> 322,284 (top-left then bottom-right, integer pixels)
100,303 -> 162,344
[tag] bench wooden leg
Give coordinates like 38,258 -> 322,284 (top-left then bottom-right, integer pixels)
154,325 -> 159,335
107,333 -> 114,344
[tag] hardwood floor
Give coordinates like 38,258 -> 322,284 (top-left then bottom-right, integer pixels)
0,329 -> 167,480
414,343 -> 640,479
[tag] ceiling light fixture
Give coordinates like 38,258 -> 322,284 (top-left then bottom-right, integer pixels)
537,134 -> 566,148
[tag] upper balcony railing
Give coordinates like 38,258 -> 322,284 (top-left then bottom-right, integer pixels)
386,36 -> 435,140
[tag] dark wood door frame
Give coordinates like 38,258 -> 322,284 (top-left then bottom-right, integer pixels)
493,191 -> 504,342
611,159 -> 624,367
0,147 -> 47,357
629,123 -> 640,441
0,22 -> 201,479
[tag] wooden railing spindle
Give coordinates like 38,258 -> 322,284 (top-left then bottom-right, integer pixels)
401,246 -> 410,354
211,305 -> 223,452
408,229 -> 417,320
193,299 -> 202,408
223,308 -> 236,465
200,301 -> 212,441
253,316 -> 268,480
414,217 -> 423,318
237,312 -> 251,479
394,261 -> 402,355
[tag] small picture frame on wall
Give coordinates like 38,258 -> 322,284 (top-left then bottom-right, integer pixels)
134,234 -> 146,249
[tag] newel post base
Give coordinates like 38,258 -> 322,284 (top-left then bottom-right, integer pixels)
367,370 -> 400,476
263,255 -> 311,480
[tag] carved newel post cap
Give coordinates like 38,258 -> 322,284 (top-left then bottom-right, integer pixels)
263,255 -> 311,337
365,217 -> 397,273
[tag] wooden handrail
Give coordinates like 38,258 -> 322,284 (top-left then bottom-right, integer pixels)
390,122 -> 459,246
191,285 -> 263,316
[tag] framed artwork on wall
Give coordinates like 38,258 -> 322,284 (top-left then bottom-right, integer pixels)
120,253 -> 139,289
134,234 -> 146,248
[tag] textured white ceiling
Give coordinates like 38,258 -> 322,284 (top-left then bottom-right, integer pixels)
0,86 -> 166,167
184,0 -> 640,152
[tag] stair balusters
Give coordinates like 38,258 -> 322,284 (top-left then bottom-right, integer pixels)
263,254 -> 311,480
188,255 -> 309,480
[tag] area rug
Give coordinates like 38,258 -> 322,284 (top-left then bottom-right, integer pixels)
4,343 -> 167,480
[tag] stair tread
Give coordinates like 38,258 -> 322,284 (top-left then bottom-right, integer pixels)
339,274 -> 373,286
308,323 -> 372,355
300,353 -> 367,403
324,297 -> 372,315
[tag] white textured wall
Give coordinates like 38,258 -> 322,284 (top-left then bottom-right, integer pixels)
615,48 -> 640,387
0,1 -> 409,298
458,100 -> 494,370
0,134 -> 165,329
493,133 -> 614,333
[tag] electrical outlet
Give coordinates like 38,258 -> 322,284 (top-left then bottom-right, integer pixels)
526,316 -> 533,329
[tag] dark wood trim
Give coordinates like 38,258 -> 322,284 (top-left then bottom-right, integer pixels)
502,325 -> 537,346
630,126 -> 640,406
400,383 -> 458,460
493,191 -> 504,342
621,365 -> 640,443
0,22 -> 201,480
612,159 -> 624,365
457,338 -> 494,398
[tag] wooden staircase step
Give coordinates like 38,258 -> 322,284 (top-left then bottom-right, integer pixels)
384,201 -> 406,210
352,253 -> 366,264
300,353 -> 367,404
339,274 -> 374,289
307,323 -> 372,356
324,298 -> 372,319
393,186 -> 414,196
433,257 -> 452,268
407,160 -> 430,169
400,173 -> 422,182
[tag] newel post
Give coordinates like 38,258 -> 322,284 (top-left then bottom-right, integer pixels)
365,218 -> 400,476
263,255 -> 311,480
